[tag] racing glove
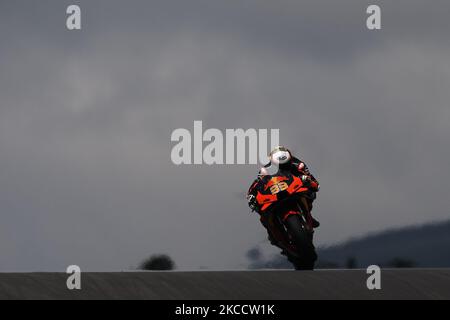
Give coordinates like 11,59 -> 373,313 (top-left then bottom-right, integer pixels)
247,194 -> 258,212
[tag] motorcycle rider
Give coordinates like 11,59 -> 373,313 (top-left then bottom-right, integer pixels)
247,146 -> 320,245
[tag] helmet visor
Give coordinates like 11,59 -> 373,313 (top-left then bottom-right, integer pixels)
269,146 -> 289,157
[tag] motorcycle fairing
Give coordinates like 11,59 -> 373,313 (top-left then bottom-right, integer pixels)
255,174 -> 308,212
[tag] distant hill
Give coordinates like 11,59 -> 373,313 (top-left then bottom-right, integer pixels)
247,220 -> 450,269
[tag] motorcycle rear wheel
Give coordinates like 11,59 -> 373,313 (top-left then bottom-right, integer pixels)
284,215 -> 317,270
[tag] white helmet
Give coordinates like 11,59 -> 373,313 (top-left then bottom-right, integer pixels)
269,146 -> 292,165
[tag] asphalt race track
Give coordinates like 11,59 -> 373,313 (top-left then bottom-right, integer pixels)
0,269 -> 449,300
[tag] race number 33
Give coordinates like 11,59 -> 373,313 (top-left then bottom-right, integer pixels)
270,182 -> 289,195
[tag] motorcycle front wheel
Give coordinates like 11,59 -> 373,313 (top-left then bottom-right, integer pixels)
284,214 -> 317,270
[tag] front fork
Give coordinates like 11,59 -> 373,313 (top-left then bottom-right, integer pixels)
297,197 -> 314,233
262,197 -> 313,253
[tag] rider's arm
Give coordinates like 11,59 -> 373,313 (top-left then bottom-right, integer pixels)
291,158 -> 319,190
247,176 -> 263,211
247,165 -> 271,211
247,179 -> 259,197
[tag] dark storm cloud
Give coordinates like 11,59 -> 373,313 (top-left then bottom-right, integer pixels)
0,0 -> 449,270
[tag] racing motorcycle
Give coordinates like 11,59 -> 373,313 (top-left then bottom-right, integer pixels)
253,171 -> 318,270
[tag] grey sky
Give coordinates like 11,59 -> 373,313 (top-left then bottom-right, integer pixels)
0,0 -> 449,271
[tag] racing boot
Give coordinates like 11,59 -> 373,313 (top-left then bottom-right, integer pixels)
312,217 -> 320,228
